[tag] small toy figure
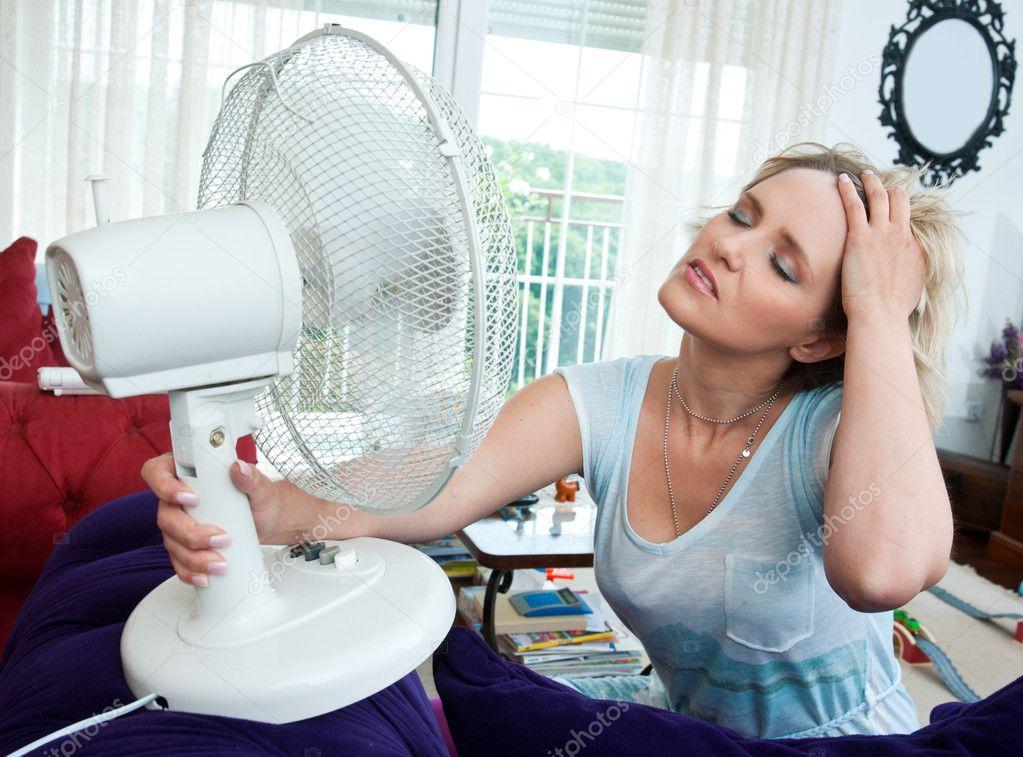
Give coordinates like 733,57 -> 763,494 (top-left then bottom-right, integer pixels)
892,609 -> 931,665
555,477 -> 579,503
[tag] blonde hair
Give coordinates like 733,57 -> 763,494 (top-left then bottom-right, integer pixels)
691,141 -> 968,431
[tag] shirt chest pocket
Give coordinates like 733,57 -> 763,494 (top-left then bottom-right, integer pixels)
724,553 -> 815,653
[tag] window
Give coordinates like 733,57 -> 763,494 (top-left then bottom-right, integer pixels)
475,1 -> 647,393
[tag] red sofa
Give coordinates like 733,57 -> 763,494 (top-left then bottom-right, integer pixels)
0,237 -> 172,648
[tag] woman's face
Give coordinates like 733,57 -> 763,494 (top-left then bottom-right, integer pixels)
658,167 -> 849,358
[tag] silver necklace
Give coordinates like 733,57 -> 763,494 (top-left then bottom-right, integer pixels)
672,374 -> 776,424
662,365 -> 785,537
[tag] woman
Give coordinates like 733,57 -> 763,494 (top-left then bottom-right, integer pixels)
143,142 -> 967,739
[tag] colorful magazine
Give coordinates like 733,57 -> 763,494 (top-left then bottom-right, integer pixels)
505,628 -> 616,652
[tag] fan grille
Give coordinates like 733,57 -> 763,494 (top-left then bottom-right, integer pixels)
53,253 -> 95,369
198,28 -> 518,515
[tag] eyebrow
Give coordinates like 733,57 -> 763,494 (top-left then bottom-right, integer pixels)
743,190 -> 815,284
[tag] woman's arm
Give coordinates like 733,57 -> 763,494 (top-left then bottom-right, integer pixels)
824,311 -> 952,612
824,170 -> 953,613
270,371 -> 587,545
150,371 -> 585,585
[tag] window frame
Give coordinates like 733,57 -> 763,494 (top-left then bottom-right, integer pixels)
433,0 -> 489,128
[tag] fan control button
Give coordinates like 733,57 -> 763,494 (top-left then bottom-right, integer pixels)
334,546 -> 358,569
303,542 -> 326,561
318,545 -> 340,565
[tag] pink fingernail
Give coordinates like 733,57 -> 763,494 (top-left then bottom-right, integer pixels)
838,172 -> 851,183
176,491 -> 199,506
207,561 -> 228,575
208,533 -> 231,549
237,460 -> 252,477
191,574 -> 209,588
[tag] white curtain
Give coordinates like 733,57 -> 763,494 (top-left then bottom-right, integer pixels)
0,0 -> 311,248
602,0 -> 844,360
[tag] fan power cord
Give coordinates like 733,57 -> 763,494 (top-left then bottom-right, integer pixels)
9,692 -> 162,757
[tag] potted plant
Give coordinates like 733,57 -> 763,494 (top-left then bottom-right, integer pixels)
979,318 -> 1023,463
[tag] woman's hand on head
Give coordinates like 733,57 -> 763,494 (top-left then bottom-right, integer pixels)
836,169 -> 926,321
142,452 -> 302,588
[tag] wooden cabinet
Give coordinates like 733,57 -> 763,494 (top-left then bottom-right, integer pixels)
988,390 -> 1023,572
938,448 -> 1007,534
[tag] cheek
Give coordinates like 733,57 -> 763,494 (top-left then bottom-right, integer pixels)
741,286 -> 824,337
656,276 -> 676,311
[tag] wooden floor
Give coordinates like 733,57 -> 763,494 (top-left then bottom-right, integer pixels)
952,529 -> 1022,591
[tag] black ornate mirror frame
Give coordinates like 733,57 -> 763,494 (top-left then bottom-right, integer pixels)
879,0 -> 1017,187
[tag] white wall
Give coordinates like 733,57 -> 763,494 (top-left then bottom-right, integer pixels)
824,0 -> 1023,459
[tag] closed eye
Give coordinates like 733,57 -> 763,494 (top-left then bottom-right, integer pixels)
727,209 -> 749,228
769,252 -> 797,284
726,209 -> 798,284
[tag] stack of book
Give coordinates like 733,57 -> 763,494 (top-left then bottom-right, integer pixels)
412,535 -> 477,578
457,585 -> 646,679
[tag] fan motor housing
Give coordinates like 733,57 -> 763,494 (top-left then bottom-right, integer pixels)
44,200 -> 301,397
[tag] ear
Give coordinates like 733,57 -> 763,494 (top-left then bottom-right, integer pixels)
788,332 -> 845,365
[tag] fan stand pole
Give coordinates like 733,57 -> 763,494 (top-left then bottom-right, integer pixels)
166,377 -> 286,643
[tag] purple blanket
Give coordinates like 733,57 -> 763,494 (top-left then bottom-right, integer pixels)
432,610 -> 1023,755
0,492 -> 448,756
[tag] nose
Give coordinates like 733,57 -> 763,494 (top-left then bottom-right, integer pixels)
712,236 -> 743,271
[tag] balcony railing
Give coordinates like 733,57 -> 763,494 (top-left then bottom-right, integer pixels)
510,188 -> 624,393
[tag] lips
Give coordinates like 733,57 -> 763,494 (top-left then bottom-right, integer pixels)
684,259 -> 718,299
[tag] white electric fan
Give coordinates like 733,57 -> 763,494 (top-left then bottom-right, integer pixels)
44,24 -> 518,723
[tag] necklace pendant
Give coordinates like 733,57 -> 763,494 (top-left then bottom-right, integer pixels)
741,448 -> 751,458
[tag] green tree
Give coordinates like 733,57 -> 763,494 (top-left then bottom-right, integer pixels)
483,137 -> 627,395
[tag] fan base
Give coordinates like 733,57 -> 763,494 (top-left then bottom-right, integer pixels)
121,537 -> 455,723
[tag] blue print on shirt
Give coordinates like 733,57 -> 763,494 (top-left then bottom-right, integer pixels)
642,621 -> 867,734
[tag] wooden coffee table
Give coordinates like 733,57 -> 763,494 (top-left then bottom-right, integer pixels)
456,486 -> 596,654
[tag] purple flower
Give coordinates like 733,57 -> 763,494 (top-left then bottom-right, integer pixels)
990,343 -> 1009,363
979,319 -> 1023,384
1004,320 -> 1019,352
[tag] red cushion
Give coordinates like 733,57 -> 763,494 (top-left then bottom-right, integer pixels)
0,383 -> 172,581
0,237 -> 60,382
0,383 -> 172,650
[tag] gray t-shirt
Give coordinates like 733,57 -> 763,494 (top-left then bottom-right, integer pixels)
553,354 -> 919,738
